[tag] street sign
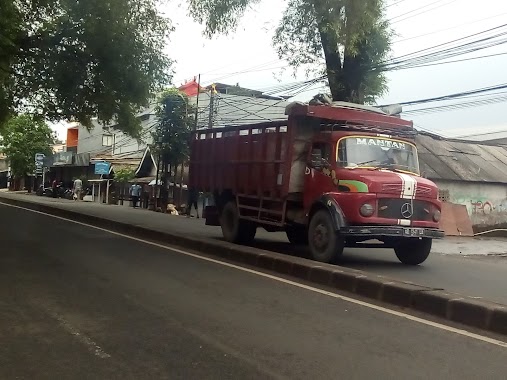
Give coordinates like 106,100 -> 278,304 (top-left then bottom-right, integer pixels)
94,161 -> 111,175
35,153 -> 45,175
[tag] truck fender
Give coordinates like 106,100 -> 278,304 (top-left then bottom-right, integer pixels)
309,195 -> 348,231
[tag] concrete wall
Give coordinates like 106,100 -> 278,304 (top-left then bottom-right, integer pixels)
76,120 -> 108,155
76,108 -> 156,156
434,179 -> 507,227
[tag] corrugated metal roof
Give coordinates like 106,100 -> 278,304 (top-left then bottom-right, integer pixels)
416,132 -> 507,183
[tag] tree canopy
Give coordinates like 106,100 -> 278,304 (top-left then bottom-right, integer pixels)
187,0 -> 391,103
0,114 -> 55,177
152,88 -> 195,168
114,167 -> 136,183
0,0 -> 173,136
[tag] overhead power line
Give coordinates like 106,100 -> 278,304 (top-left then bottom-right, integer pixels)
387,23 -> 507,62
390,51 -> 507,70
390,0 -> 447,21
391,0 -> 458,24
385,0 -> 410,9
378,24 -> 507,71
403,95 -> 507,115
380,82 -> 507,107
393,12 -> 507,44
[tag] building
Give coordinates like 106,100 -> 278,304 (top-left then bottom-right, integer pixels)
57,81 -> 287,176
52,142 -> 66,153
0,153 -> 8,189
417,132 -> 507,229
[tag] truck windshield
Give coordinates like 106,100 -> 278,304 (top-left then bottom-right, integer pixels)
337,136 -> 420,175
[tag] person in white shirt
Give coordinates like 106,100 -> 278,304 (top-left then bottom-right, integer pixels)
73,178 -> 83,201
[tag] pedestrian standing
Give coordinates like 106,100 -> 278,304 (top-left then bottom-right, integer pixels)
52,179 -> 58,198
130,182 -> 142,208
73,177 -> 83,201
187,187 -> 199,218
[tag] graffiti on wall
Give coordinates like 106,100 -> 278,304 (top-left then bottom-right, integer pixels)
451,194 -> 507,215
448,191 -> 507,226
470,200 -> 494,214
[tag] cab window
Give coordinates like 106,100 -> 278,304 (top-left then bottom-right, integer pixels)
309,142 -> 332,170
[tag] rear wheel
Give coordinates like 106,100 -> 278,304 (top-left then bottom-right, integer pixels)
220,201 -> 256,244
394,238 -> 432,265
308,210 -> 344,263
286,226 -> 308,245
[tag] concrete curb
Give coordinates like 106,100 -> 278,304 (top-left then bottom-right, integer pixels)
2,195 -> 507,337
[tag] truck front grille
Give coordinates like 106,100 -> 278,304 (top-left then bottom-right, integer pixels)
377,198 -> 432,221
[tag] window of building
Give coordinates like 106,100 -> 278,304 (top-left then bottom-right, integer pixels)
102,134 -> 113,147
438,189 -> 450,202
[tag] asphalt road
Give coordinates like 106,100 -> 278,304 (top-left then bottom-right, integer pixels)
1,203 -> 507,379
2,192 -> 507,305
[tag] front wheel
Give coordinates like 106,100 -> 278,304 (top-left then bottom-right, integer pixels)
394,238 -> 432,265
308,210 -> 344,263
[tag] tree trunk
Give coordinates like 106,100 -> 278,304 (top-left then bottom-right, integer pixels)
314,2 -> 367,104
342,53 -> 365,104
317,20 -> 346,101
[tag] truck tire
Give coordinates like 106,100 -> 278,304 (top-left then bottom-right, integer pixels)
220,201 -> 256,244
394,238 -> 432,265
286,226 -> 308,245
308,210 -> 344,263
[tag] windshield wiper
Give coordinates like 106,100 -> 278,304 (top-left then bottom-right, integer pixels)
355,159 -> 380,166
374,162 -> 415,174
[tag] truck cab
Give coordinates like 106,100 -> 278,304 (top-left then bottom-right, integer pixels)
190,101 -> 444,265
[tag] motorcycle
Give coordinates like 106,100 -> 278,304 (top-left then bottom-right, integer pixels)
36,184 -> 53,197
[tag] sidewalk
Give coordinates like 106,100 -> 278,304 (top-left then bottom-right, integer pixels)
0,191 -> 506,257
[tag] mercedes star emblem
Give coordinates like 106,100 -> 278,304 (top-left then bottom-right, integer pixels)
401,202 -> 413,219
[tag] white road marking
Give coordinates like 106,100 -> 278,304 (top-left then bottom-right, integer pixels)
2,201 -> 507,349
47,310 -> 111,359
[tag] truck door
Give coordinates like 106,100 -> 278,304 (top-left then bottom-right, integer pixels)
304,141 -> 335,209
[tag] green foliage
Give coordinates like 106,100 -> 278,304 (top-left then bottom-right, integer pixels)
114,167 -> 136,183
0,0 -> 173,136
1,114 -> 55,177
152,89 -> 195,167
187,0 -> 391,103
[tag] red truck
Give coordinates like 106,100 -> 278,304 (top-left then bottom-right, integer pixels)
189,101 -> 444,265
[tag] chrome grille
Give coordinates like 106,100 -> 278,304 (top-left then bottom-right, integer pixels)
381,183 -> 402,195
415,185 -> 432,197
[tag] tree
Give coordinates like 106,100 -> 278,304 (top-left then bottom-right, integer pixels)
0,0 -> 172,136
1,115 -> 55,177
114,167 -> 136,183
187,0 -> 391,104
152,89 -> 194,205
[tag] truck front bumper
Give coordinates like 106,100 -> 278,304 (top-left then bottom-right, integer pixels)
341,225 -> 445,239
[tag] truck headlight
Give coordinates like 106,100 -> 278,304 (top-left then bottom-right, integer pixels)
433,209 -> 441,222
360,203 -> 375,217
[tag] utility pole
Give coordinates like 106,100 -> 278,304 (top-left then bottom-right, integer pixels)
194,74 -> 201,131
208,84 -> 216,129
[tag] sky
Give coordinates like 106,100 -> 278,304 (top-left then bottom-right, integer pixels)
51,0 -> 507,140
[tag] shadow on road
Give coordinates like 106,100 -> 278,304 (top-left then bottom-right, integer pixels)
209,236 -> 426,272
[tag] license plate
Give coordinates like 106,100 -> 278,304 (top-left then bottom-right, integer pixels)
404,228 -> 425,236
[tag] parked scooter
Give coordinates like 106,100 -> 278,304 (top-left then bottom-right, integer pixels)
36,184 -> 53,197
